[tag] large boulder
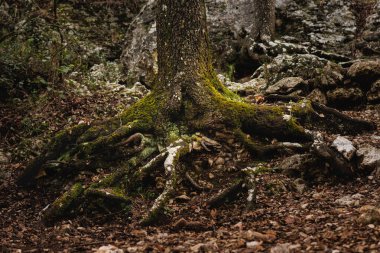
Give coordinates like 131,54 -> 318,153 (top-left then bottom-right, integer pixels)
326,87 -> 364,106
347,60 -> 380,85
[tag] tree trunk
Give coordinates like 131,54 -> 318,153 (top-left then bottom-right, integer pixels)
156,0 -> 214,116
251,0 -> 275,41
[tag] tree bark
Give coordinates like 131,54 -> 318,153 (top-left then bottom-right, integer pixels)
156,0 -> 213,116
251,0 -> 275,41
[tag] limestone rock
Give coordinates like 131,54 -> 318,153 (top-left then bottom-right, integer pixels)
357,205 -> 380,225
331,136 -> 356,161
96,245 -> 123,253
279,154 -> 314,177
307,89 -> 327,105
362,1 -> 380,56
357,144 -> 380,170
253,54 -> 344,90
347,60 -> 380,85
335,194 -> 363,207
220,74 -> 267,96
367,79 -> 380,103
276,0 -> 357,56
265,77 -> 305,95
326,87 -> 364,106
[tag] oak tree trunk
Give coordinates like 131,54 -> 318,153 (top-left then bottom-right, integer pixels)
251,0 -> 276,41
156,0 -> 220,119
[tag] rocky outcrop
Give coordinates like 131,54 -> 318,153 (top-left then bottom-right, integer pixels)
361,1 -> 380,56
252,54 -> 344,92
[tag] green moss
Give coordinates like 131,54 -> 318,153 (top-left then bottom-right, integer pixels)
85,187 -> 131,214
50,123 -> 90,151
44,183 -> 84,221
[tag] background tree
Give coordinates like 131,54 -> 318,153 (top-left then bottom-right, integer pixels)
251,0 -> 276,41
18,0 -> 374,225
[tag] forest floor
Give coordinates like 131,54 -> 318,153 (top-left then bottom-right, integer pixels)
0,86 -> 379,253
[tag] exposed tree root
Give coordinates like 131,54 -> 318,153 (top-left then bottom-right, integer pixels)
242,167 -> 258,210
265,94 -> 376,134
207,179 -> 244,208
17,78 -> 376,225
185,172 -> 206,191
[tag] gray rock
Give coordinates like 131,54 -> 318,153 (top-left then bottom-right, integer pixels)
276,0 -> 357,56
335,194 -> 363,207
279,154 -> 313,177
253,54 -> 344,90
96,245 -> 124,253
347,60 -> 380,84
326,87 -> 364,106
220,74 -> 267,95
367,79 -> 380,103
331,136 -> 356,161
362,1 -> 380,56
357,144 -> 380,170
357,205 -> 380,225
265,77 -> 305,95
292,178 -> 307,194
307,89 -> 327,105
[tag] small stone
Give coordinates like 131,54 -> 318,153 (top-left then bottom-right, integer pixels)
357,205 -> 380,225
331,136 -> 356,161
357,145 -> 380,171
214,157 -> 225,165
96,245 -> 124,253
246,241 -> 263,250
335,194 -> 363,206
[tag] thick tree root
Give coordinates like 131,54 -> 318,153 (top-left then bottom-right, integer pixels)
17,124 -> 91,185
207,179 -> 244,208
235,129 -> 310,158
141,139 -> 190,225
265,94 -> 376,134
